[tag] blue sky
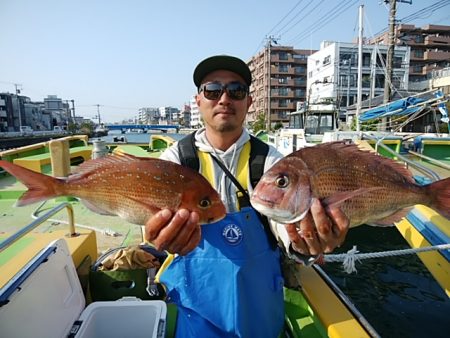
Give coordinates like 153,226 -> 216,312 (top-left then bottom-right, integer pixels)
1,0 -> 449,123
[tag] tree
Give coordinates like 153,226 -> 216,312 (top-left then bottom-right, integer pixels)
251,112 -> 266,133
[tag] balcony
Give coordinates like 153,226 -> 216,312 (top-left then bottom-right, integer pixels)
271,102 -> 296,110
424,35 -> 450,45
271,91 -> 295,99
424,50 -> 450,61
271,79 -> 295,86
271,55 -> 295,63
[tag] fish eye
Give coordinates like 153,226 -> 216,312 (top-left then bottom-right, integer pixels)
199,198 -> 211,208
275,175 -> 289,188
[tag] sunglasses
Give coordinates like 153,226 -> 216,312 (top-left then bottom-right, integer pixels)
199,82 -> 249,101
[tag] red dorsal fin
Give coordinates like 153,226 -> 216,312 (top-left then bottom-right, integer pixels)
72,153 -> 158,175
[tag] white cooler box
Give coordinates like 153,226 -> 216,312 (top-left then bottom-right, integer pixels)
0,238 -> 167,338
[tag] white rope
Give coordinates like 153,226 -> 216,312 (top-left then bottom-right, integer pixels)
324,244 -> 450,274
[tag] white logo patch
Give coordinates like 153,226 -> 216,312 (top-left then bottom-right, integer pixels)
222,224 -> 243,245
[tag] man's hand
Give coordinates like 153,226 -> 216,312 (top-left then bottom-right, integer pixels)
144,209 -> 201,255
285,198 -> 349,256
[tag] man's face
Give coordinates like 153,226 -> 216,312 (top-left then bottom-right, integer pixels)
196,70 -> 252,133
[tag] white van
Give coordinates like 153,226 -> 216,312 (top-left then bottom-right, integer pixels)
20,126 -> 33,135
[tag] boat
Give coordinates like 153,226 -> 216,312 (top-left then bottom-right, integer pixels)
0,135 -> 381,337
1,134 -> 449,337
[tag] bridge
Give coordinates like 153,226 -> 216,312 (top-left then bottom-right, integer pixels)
105,124 -> 179,133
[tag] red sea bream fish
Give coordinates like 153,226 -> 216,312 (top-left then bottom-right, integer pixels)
0,154 -> 226,225
251,141 -> 450,227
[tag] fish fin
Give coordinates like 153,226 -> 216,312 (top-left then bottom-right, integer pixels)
120,194 -> 164,216
427,177 -> 450,219
0,160 -> 62,206
72,153 -> 158,176
322,187 -> 384,209
369,207 -> 413,226
81,199 -> 116,216
314,142 -> 416,184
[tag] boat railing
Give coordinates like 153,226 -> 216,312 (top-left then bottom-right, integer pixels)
0,202 -> 77,253
407,150 -> 450,171
362,133 -> 441,182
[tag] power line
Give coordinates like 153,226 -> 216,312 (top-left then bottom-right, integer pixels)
369,0 -> 450,38
285,0 -> 360,46
266,0 -> 306,36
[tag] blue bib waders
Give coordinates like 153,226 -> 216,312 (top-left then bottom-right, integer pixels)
159,207 -> 285,337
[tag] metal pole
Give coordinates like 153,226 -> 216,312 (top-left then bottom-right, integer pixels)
356,5 -> 364,132
14,84 -> 22,131
346,58 -> 351,124
267,39 -> 271,131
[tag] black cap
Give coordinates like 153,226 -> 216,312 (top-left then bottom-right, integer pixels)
193,55 -> 252,88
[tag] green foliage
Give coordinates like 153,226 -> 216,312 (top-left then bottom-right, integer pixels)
79,121 -> 94,135
273,121 -> 284,130
251,112 -> 266,133
354,117 -> 380,131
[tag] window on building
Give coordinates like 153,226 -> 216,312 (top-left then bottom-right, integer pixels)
278,77 -> 288,84
294,78 -> 306,86
376,53 -> 387,67
363,53 -> 371,67
295,89 -> 306,97
413,50 -> 424,58
279,52 -> 288,60
278,111 -> 288,119
295,66 -> 306,74
279,64 -> 288,72
279,99 -> 288,107
375,74 -> 385,88
323,55 -> 331,65
362,74 -> 371,88
278,88 -> 288,96
414,35 -> 424,43
393,56 -> 403,68
413,65 -> 423,73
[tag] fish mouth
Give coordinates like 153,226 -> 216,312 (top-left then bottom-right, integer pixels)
207,212 -> 226,224
251,200 -> 308,224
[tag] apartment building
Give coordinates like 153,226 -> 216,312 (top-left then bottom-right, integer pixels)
308,41 -> 410,111
189,96 -> 202,128
248,46 -> 315,127
369,24 -> 450,83
138,107 -> 160,124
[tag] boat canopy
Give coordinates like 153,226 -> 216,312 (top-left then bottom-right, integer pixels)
359,90 -> 448,122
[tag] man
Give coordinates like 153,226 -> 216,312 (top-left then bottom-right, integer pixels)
145,55 -> 349,337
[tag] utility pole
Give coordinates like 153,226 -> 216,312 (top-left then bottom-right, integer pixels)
382,0 -> 411,131
265,35 -> 279,131
14,83 -> 23,131
71,100 -> 75,123
383,0 -> 397,105
96,104 -> 101,125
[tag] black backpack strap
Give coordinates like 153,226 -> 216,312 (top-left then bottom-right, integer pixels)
178,132 -> 199,172
249,135 -> 269,188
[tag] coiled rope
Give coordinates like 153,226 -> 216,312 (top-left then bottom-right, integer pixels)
323,243 -> 450,274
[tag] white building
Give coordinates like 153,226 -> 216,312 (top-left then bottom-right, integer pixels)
307,41 -> 410,115
189,96 -> 202,128
159,106 -> 180,125
138,107 -> 160,124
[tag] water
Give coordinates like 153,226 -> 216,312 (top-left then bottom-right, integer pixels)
323,225 -> 450,338
90,130 -> 185,144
